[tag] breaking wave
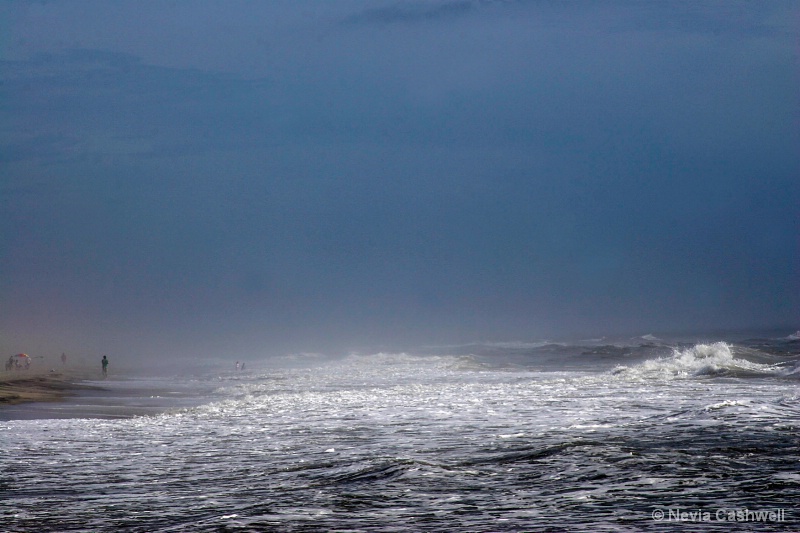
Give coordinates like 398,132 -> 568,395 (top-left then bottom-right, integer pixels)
612,342 -> 793,380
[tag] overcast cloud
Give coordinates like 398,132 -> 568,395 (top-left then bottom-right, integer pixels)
1,1 -> 798,359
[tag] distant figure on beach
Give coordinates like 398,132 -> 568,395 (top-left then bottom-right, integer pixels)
5,356 -> 13,371
61,352 -> 67,366
101,355 -> 109,377
241,362 -> 245,371
236,361 -> 240,371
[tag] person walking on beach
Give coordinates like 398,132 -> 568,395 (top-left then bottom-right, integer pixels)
61,352 -> 67,366
101,355 -> 109,377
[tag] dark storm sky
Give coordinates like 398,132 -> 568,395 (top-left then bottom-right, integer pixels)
1,1 -> 799,358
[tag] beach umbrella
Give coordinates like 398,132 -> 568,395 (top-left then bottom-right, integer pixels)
7,353 -> 30,368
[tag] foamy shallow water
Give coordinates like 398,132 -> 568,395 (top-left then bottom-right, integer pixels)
2,340 -> 799,531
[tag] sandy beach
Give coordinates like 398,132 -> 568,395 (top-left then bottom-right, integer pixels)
0,370 -> 104,406
0,363 -> 221,420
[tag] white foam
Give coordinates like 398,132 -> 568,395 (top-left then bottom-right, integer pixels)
640,334 -> 662,343
612,342 -> 778,380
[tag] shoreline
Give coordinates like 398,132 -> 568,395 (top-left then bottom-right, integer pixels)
0,371 -> 105,406
0,369 -> 221,420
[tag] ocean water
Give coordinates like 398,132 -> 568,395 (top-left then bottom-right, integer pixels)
2,332 -> 799,532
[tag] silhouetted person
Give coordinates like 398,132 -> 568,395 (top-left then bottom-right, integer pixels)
101,355 -> 109,377
61,352 -> 67,366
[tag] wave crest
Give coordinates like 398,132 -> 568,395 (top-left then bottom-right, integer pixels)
613,342 -> 782,380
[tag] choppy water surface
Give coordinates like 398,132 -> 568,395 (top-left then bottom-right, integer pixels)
2,335 -> 799,531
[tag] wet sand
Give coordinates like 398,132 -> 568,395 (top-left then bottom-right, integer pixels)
0,371 -> 105,406
0,368 -> 220,420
